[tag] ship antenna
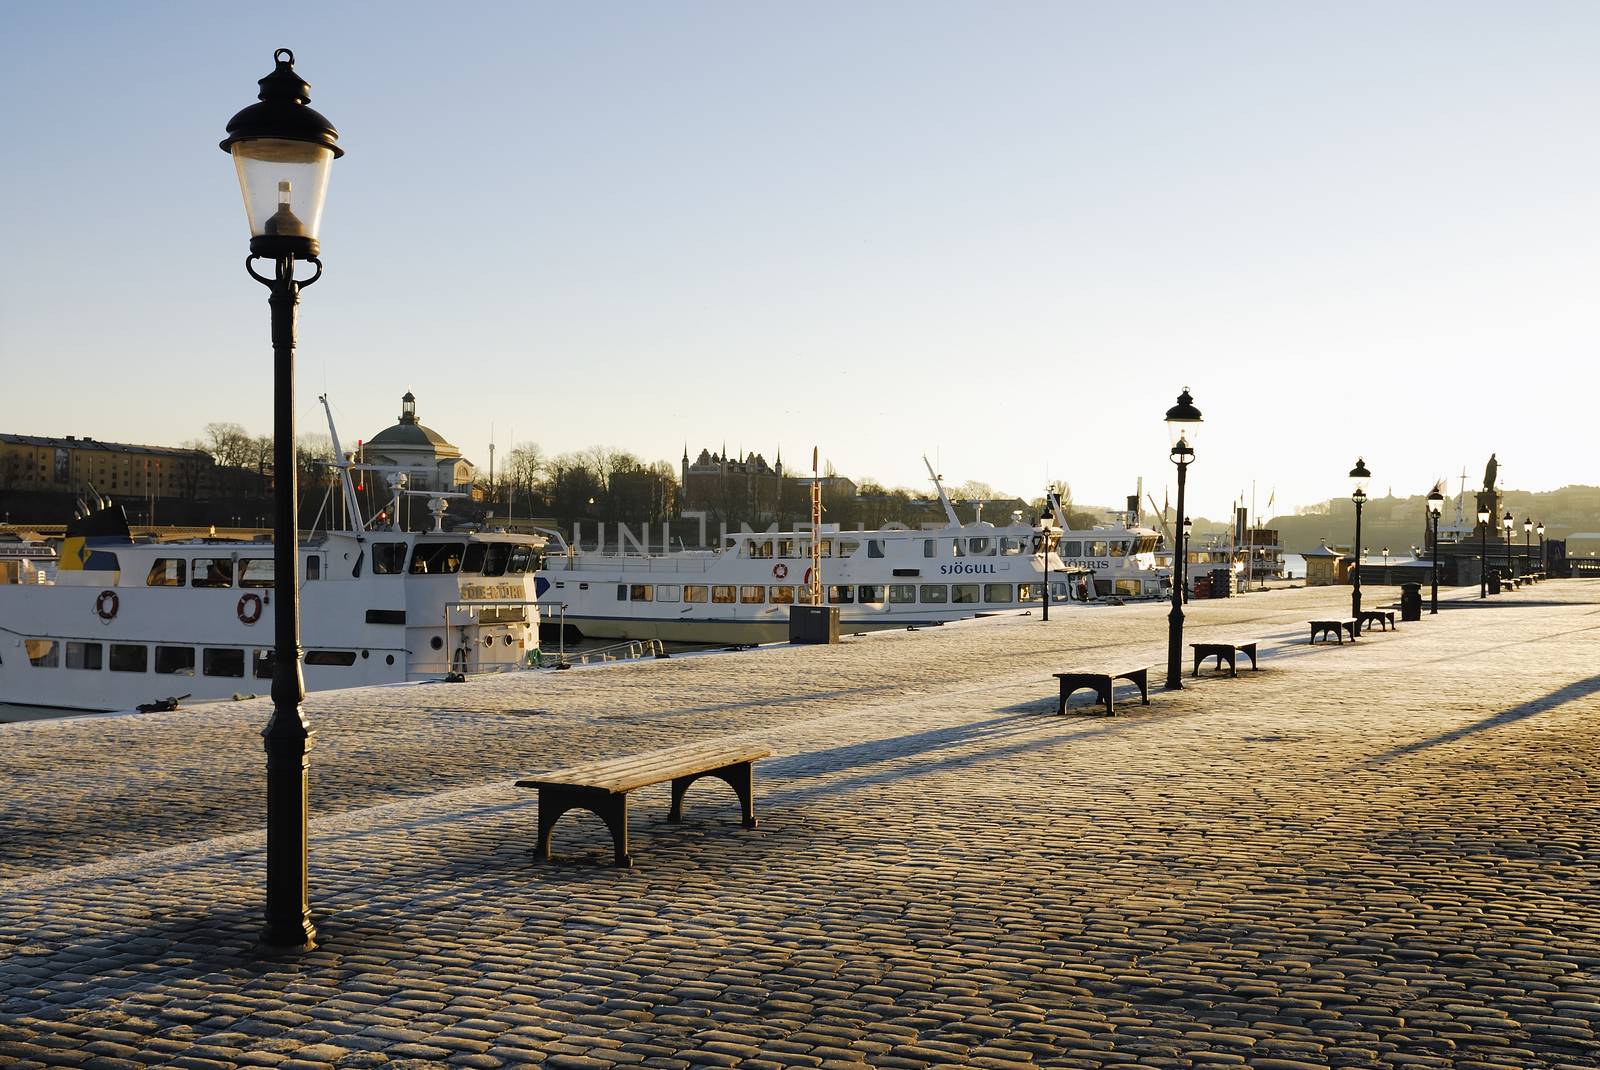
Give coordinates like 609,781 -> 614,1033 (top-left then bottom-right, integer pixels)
319,394 -> 366,539
923,455 -> 960,527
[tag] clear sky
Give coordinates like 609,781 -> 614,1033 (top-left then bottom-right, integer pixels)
2,2 -> 1596,520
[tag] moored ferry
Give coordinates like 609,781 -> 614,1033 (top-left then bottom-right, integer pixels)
0,401 -> 544,714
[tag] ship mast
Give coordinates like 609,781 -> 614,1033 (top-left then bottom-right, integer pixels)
922,455 -> 960,527
319,394 -> 366,538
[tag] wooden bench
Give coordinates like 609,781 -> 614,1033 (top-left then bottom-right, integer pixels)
515,740 -> 771,867
1357,609 -> 1396,633
1189,642 -> 1259,677
1308,619 -> 1358,644
1054,668 -> 1149,716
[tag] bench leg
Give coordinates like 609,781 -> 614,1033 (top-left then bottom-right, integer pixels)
1243,643 -> 1258,670
1224,650 -> 1237,677
536,786 -> 632,867
669,761 -> 759,829
1099,680 -> 1114,716
1131,668 -> 1149,705
1192,649 -> 1201,678
1057,679 -> 1071,715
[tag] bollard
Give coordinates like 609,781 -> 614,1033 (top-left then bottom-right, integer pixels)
1400,581 -> 1422,621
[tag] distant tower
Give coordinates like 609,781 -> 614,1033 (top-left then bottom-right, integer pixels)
681,443 -> 689,490
400,390 -> 417,424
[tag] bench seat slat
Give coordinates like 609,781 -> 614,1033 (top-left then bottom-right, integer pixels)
517,742 -> 771,794
538,741 -> 768,783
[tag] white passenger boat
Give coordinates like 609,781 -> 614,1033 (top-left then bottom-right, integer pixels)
535,469 -> 1124,646
1047,498 -> 1167,600
0,401 -> 543,714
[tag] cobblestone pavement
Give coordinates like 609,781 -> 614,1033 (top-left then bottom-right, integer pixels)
3,583 -> 1599,1068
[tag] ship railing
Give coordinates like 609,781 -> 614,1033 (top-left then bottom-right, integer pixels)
542,553 -> 715,573
441,598 -> 569,673
539,638 -> 667,668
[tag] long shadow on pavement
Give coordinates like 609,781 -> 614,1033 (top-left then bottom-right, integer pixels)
1365,672 -> 1600,766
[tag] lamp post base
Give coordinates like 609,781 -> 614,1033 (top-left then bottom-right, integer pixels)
1165,604 -> 1184,690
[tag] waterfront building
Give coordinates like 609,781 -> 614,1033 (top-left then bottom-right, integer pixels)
361,392 -> 475,493
0,434 -> 211,498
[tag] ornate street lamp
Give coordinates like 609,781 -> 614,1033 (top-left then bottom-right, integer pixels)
1426,486 -> 1443,613
1523,517 -> 1533,579
221,48 -> 343,952
1478,505 -> 1490,597
1538,521 -> 1546,572
1349,459 -> 1371,617
1502,511 -> 1514,584
1164,388 -> 1202,690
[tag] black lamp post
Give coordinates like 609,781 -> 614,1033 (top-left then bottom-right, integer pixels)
1478,506 -> 1490,596
1502,511 -> 1514,584
1040,488 -> 1054,623
1538,521 -> 1546,572
222,48 -> 343,952
1164,388 -> 1202,690
1349,459 -> 1371,617
1426,486 -> 1443,614
1523,517 -> 1532,579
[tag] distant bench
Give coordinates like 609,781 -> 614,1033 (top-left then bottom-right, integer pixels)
1308,619 -> 1359,644
1054,667 -> 1149,716
516,740 -> 770,867
1189,642 -> 1259,678
1357,609 -> 1396,633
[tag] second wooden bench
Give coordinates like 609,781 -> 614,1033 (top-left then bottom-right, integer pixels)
1054,667 -> 1150,716
1189,642 -> 1259,677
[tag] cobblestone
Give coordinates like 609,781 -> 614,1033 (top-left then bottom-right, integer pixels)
3,584 -> 1600,1067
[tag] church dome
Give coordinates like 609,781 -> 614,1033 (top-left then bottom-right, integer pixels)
366,391 -> 462,458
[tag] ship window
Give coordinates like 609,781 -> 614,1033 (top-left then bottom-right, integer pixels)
656,585 -> 682,603
1001,538 -> 1024,556
828,585 -> 854,604
410,543 -> 464,575
769,586 -> 794,605
1094,579 -> 1113,597
923,540 -> 936,559
26,639 -> 59,667
254,650 -> 276,679
858,585 -> 885,604
711,585 -> 737,604
888,584 -> 917,604
837,541 -> 859,558
1109,541 -> 1128,557
740,585 -> 765,604
305,650 -> 357,666
239,559 -> 274,587
794,585 -> 814,604
919,585 -> 948,603
146,558 -> 186,586
984,583 -> 1012,603
952,584 -> 980,604
1062,541 -> 1082,556
867,540 -> 885,559
480,544 -> 510,576
684,585 -> 708,603
66,641 -> 102,670
1088,540 -> 1110,557
192,558 -> 234,588
203,648 -> 245,677
1116,579 -> 1143,597
748,541 -> 772,559
1017,583 -> 1040,602
306,555 -> 321,580
617,584 -> 628,601
951,539 -> 965,557
461,543 -> 486,573
507,545 -> 538,574
776,539 -> 797,558
109,643 -> 147,672
155,646 -> 196,675
372,542 -> 408,574
630,585 -> 653,602
968,538 -> 995,556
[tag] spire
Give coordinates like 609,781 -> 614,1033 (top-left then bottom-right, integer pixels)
400,390 -> 417,425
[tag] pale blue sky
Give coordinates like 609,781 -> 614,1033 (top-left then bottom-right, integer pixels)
2,2 -> 1596,519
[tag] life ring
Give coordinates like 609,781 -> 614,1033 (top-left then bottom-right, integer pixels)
237,593 -> 264,625
772,563 -> 789,580
802,567 -> 814,587
95,590 -> 119,621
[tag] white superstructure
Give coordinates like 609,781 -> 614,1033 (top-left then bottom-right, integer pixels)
0,400 -> 544,714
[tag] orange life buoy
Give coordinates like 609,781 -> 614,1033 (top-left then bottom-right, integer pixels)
237,593 -> 264,625
802,567 -> 813,587
772,563 -> 789,580
95,589 -> 119,621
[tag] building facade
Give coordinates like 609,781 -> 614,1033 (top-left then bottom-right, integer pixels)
361,392 -> 475,493
0,434 -> 211,498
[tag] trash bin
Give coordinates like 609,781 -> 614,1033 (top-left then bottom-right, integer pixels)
1208,568 -> 1235,598
1487,570 -> 1501,595
1400,581 -> 1422,621
789,604 -> 839,644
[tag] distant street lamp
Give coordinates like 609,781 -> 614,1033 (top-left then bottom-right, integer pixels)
1503,511 -> 1514,583
1523,517 -> 1532,578
1427,486 -> 1443,614
1538,521 -> 1546,572
1478,506 -> 1491,596
1382,546 -> 1389,569
1164,389 -> 1202,690
222,48 -> 343,952
1349,459 -> 1371,616
1040,488 -> 1053,623
1181,516 -> 1193,604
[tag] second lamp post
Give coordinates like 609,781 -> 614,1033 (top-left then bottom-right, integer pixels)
1427,485 -> 1443,614
1164,389 -> 1202,690
1349,459 -> 1371,617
